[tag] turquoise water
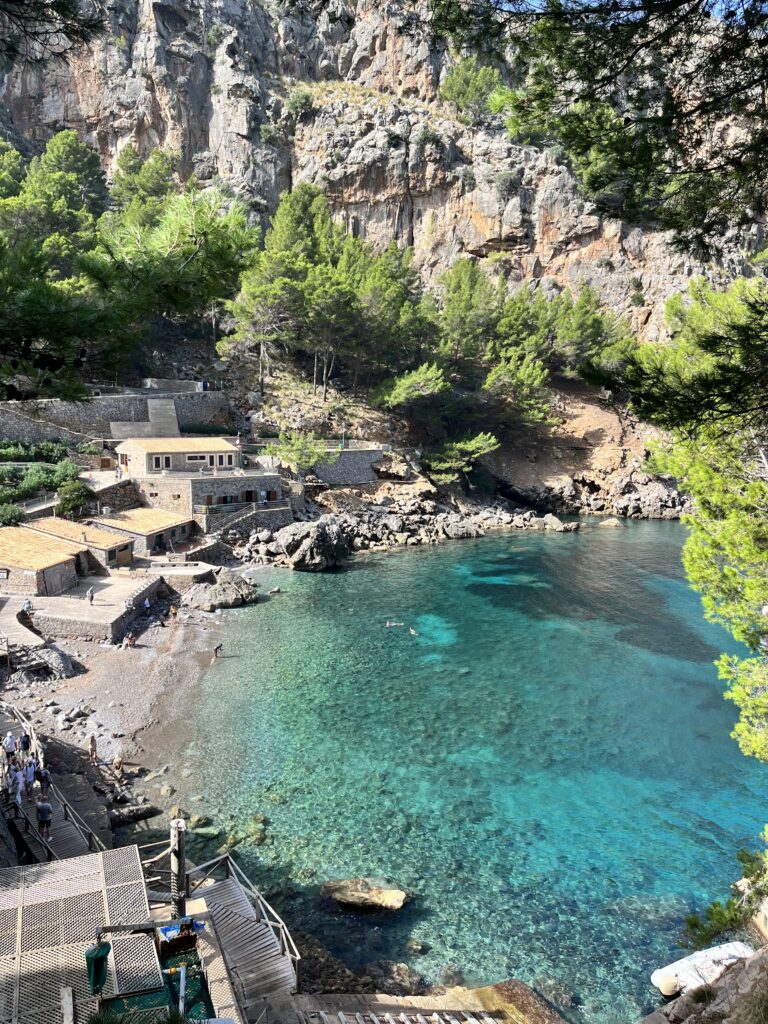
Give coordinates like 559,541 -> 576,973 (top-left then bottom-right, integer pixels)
178,523 -> 767,1023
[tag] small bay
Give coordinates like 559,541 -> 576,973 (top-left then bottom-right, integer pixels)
174,522 -> 766,1024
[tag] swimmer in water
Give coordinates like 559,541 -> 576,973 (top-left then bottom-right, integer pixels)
409,626 -> 419,636
386,621 -> 404,627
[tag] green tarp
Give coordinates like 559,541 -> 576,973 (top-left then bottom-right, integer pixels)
85,940 -> 111,995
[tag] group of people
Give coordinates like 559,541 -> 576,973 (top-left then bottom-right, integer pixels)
2,730 -> 54,840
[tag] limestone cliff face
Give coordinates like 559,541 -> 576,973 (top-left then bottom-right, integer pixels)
0,0 -> 736,337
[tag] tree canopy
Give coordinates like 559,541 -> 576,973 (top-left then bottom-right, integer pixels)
0,0 -> 104,65
431,0 -> 768,248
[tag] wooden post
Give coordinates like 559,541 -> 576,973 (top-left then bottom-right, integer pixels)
60,986 -> 74,1024
170,818 -> 187,919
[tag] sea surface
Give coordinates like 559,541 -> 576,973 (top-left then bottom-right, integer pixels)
176,522 -> 767,1023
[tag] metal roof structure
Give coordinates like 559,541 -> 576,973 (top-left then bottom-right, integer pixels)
115,437 -> 238,454
0,528 -> 87,572
90,508 -> 194,537
25,518 -> 135,552
0,846 -> 163,1024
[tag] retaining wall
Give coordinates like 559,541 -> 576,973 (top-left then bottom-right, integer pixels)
33,578 -> 163,641
0,392 -> 235,441
313,448 -> 384,486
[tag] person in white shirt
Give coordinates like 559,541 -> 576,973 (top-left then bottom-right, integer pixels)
2,732 -> 16,765
23,757 -> 37,800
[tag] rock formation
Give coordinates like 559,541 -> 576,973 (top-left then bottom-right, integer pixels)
320,877 -> 409,911
183,566 -> 259,611
0,0 -> 741,339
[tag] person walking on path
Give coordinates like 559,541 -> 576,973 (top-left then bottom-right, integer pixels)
5,760 -> 16,804
2,731 -> 16,765
86,586 -> 95,605
19,730 -> 31,765
213,643 -> 223,658
37,765 -> 52,798
88,735 -> 98,766
36,794 -> 52,841
144,597 -> 151,615
23,756 -> 36,800
10,764 -> 22,808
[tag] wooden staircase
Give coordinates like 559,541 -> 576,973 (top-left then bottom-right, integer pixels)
204,876 -> 297,1007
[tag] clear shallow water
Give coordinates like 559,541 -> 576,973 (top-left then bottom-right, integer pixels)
177,523 -> 767,1023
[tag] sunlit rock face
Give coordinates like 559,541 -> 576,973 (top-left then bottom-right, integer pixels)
0,0 -> 741,338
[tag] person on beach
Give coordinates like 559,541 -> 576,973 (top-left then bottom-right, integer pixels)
37,765 -> 52,797
213,643 -> 223,658
36,794 -> 52,841
86,586 -> 95,605
2,731 -> 16,764
88,735 -> 98,766
170,604 -> 178,621
21,598 -> 32,615
23,756 -> 36,800
144,597 -> 151,615
19,730 -> 30,765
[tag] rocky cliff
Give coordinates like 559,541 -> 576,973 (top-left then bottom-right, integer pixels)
0,0 -> 739,339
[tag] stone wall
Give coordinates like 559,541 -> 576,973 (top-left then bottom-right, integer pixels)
32,577 -> 162,641
136,473 -> 282,517
0,392 -> 235,441
314,448 -> 384,486
90,480 -> 143,513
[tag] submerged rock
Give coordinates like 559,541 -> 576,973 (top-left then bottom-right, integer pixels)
320,877 -> 409,911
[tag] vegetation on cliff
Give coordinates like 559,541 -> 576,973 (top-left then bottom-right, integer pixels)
0,133 -> 258,399
431,0 -> 768,249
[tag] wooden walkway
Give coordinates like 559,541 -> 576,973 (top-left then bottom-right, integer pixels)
0,703 -> 106,862
204,876 -> 297,1009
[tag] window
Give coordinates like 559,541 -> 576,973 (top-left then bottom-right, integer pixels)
153,456 -> 161,470
172,494 -> 181,500
186,454 -> 206,462
227,454 -> 234,466
217,454 -> 225,467
108,550 -> 116,561
149,492 -> 158,498
171,529 -> 177,537
0,569 -> 8,580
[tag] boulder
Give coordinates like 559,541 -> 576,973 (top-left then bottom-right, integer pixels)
274,516 -> 350,571
598,517 -> 623,528
184,567 -> 259,612
320,878 -> 408,911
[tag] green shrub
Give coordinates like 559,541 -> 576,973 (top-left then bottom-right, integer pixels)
439,56 -> 501,124
683,897 -> 748,949
260,123 -> 282,146
0,505 -> 22,526
56,481 -> 95,519
285,89 -> 315,122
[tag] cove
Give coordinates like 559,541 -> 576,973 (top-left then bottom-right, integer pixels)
175,522 -> 767,1024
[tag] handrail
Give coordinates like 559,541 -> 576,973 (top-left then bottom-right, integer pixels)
186,854 -> 302,970
194,499 -> 290,515
0,699 -> 106,855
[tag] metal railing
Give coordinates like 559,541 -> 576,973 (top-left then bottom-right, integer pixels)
0,700 -> 107,859
193,499 -> 290,516
186,853 -> 302,986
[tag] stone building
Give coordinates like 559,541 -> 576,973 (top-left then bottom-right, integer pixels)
26,517 -> 134,569
0,527 -> 90,596
116,437 -> 241,474
115,437 -> 284,524
91,507 -> 196,556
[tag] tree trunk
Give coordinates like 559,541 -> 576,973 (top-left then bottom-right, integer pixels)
258,341 -> 265,398
322,351 -> 329,403
313,349 -> 318,396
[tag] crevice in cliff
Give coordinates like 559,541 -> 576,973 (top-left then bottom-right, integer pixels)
402,131 -> 414,247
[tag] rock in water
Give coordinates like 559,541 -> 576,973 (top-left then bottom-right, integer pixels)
598,517 -> 623,528
320,878 -> 408,911
274,516 -> 350,571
